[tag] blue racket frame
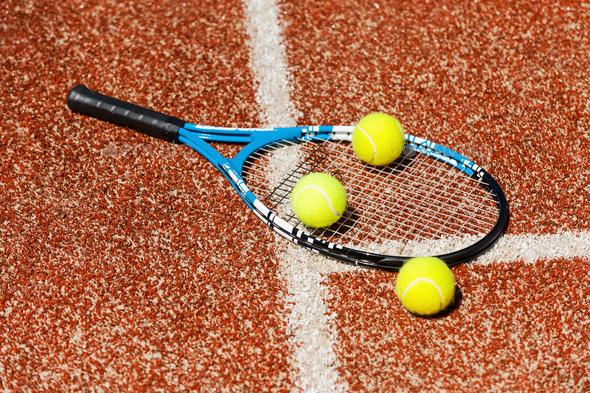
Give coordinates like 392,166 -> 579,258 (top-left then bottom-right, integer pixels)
178,125 -> 507,268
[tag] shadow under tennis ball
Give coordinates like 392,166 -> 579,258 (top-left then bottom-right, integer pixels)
406,285 -> 464,319
437,285 -> 464,318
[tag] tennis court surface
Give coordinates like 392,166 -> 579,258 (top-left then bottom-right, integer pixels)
1,0 -> 589,391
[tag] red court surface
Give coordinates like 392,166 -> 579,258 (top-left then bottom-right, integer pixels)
1,0 -> 590,392
2,1 -> 291,391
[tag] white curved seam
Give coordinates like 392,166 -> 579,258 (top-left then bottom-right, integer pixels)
401,277 -> 443,311
357,125 -> 377,163
293,185 -> 342,217
393,117 -> 405,140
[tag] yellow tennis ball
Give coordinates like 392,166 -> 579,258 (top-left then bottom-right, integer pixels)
291,173 -> 346,228
352,112 -> 405,166
395,257 -> 455,316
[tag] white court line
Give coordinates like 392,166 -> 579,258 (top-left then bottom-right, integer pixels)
243,1 -> 348,392
274,232 -> 590,391
472,231 -> 590,264
243,0 -> 300,128
242,2 -> 590,392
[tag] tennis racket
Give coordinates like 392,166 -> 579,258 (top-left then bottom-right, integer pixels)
67,84 -> 508,270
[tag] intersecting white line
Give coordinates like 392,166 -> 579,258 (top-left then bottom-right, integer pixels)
242,1 -> 590,392
471,231 -> 590,265
243,1 -> 347,392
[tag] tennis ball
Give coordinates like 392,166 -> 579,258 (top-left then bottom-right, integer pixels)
395,256 -> 455,316
291,173 -> 346,228
352,112 -> 405,166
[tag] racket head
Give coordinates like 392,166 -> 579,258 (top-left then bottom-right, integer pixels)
238,129 -> 508,269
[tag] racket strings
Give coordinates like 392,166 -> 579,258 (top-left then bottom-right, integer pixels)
248,138 -> 497,234
344,147 -> 497,221
299,139 -> 497,234
248,140 -> 497,233
453,182 -> 496,239
242,138 -> 500,256
325,151 -> 435,244
407,159 -> 483,243
326,148 -> 491,246
256,141 -> 337,211
354,154 -> 452,245
248,139 -> 496,215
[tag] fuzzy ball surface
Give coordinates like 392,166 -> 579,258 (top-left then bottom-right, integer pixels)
395,256 -> 455,316
291,173 -> 347,228
352,112 -> 405,166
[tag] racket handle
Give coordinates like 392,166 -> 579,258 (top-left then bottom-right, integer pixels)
67,85 -> 185,142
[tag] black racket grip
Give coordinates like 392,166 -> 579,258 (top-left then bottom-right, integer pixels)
67,84 -> 185,142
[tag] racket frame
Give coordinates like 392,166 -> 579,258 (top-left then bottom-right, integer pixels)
67,85 -> 508,269
175,124 -> 507,269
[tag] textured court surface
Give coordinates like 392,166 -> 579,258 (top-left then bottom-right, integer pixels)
1,0 -> 590,392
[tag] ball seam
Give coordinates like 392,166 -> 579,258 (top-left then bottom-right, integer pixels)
401,277 -> 443,312
356,124 -> 377,163
292,185 -> 343,218
393,117 -> 405,140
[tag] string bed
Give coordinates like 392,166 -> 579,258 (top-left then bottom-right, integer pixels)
242,137 -> 500,257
